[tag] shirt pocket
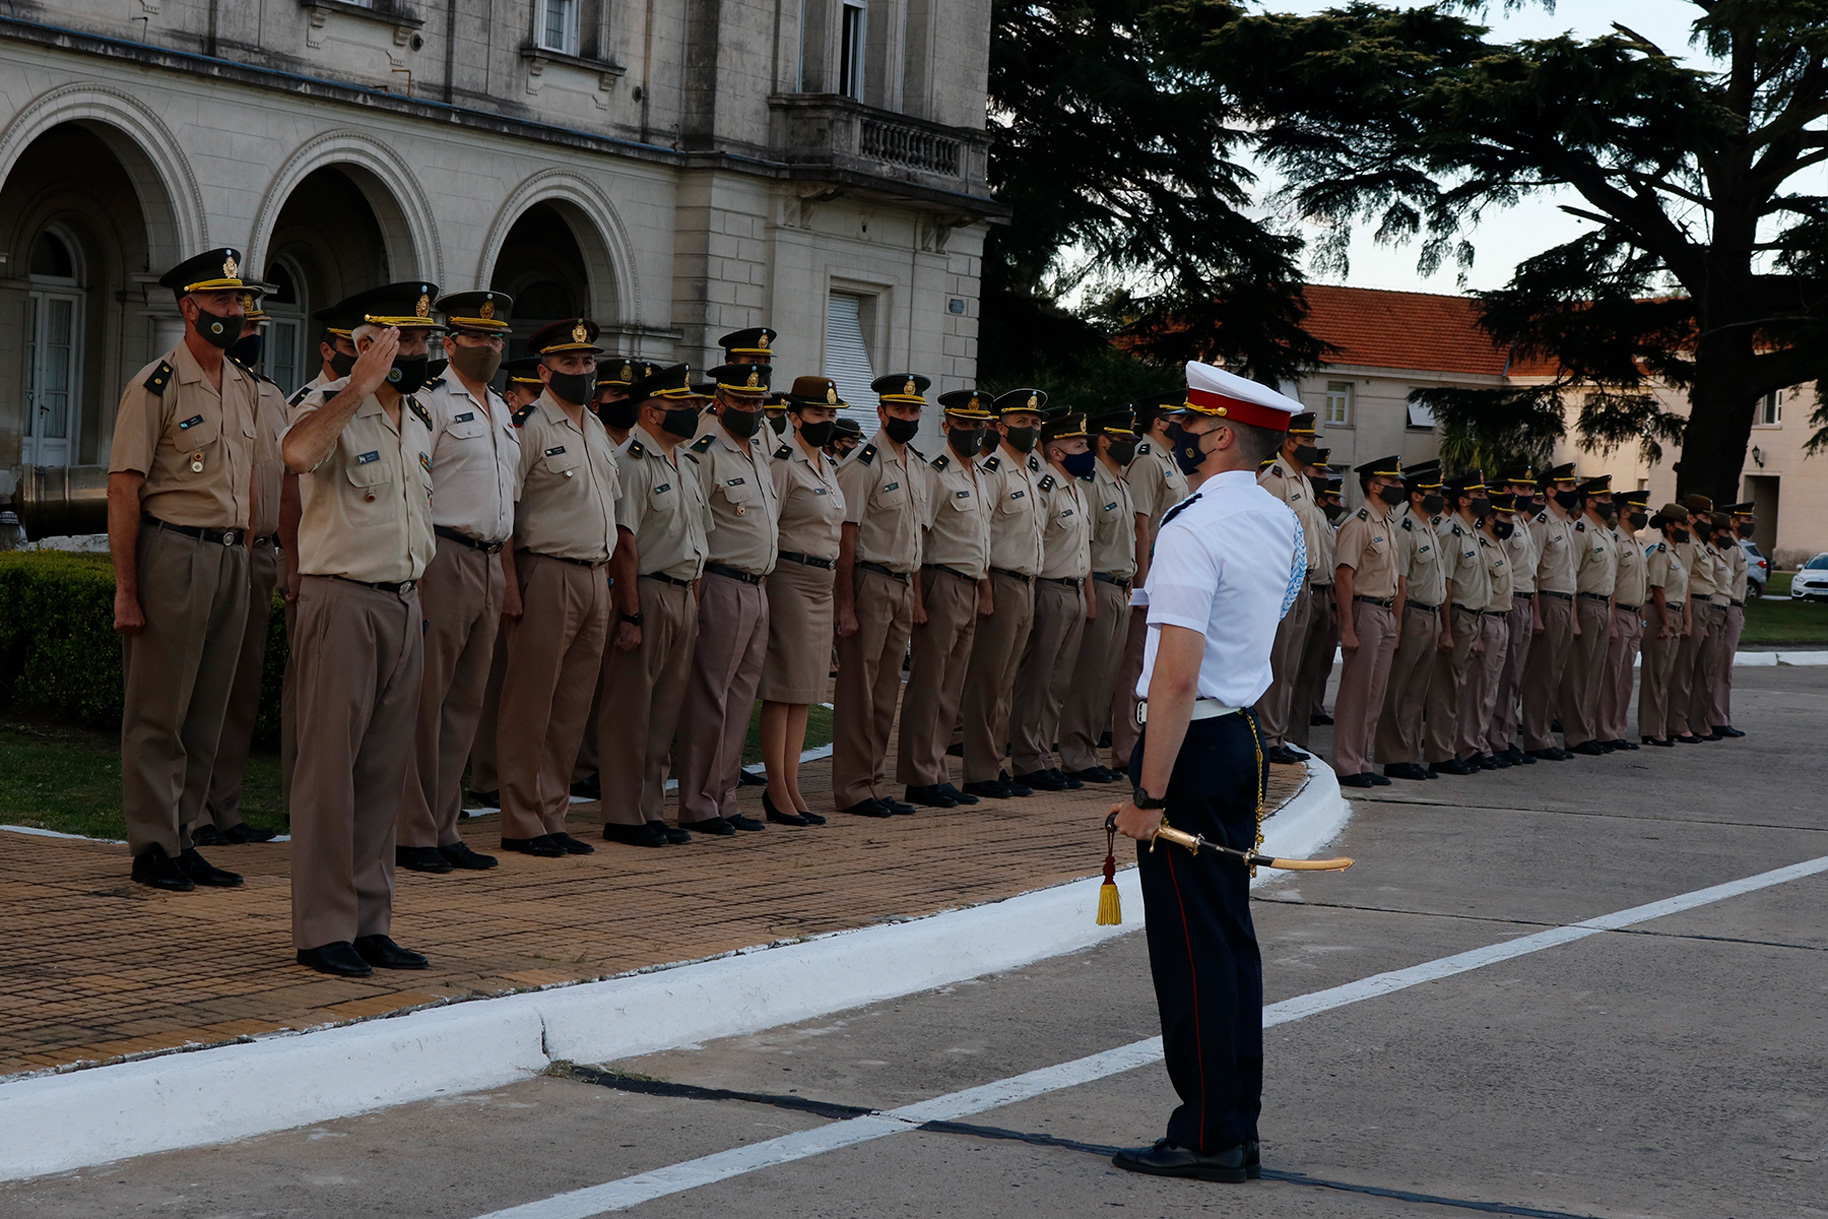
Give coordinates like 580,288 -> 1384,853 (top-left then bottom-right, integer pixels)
542,448 -> 584,481
947,488 -> 977,513
169,411 -> 221,473
997,487 -> 1031,517
446,416 -> 488,442
876,477 -> 909,509
345,452 -> 395,501
718,474 -> 762,508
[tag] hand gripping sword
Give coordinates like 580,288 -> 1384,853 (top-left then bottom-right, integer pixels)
1097,815 -> 1353,926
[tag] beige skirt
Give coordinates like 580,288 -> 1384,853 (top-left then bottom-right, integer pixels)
760,558 -> 836,703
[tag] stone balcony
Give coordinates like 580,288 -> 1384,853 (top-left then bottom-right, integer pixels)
767,94 -> 994,208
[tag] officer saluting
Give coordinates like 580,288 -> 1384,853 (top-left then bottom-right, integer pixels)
1108,361 -> 1305,1184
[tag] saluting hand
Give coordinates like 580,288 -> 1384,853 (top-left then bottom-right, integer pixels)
348,327 -> 401,399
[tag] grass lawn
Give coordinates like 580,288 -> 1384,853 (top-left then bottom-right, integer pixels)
1742,572 -> 1828,646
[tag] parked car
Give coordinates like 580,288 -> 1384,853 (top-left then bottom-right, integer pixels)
1791,553 -> 1828,600
1738,538 -> 1769,598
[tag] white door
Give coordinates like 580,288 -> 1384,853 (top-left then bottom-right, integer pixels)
24,290 -> 81,467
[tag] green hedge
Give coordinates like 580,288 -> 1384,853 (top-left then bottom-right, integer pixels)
0,551 -> 288,746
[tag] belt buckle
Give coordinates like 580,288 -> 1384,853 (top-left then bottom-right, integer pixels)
222,530 -> 240,547
1135,702 -> 1147,726
400,580 -> 416,595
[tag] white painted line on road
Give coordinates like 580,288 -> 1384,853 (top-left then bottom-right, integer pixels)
474,851 -> 1828,1218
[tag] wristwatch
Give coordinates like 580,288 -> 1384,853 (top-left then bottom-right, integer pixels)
1131,785 -> 1167,810
623,612 -> 645,627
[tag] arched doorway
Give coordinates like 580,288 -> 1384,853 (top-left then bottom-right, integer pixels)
489,202 -> 592,360
259,257 -> 310,396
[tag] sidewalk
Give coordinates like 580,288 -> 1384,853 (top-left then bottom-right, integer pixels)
0,747 -> 1309,1082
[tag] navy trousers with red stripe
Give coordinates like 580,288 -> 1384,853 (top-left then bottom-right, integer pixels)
1129,711 -> 1266,1152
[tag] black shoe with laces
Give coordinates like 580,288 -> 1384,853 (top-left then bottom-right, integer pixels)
998,770 -> 1034,797
602,822 -> 670,848
297,941 -> 370,977
131,844 -> 194,892
961,780 -> 1008,800
570,773 -> 601,801
939,782 -> 979,806
841,799 -> 895,818
1013,769 -> 1068,792
502,835 -> 567,857
904,784 -> 958,808
190,824 -> 228,847
681,817 -> 736,836
728,814 -> 766,831
353,934 -> 429,970
179,847 -> 243,887
396,845 -> 455,874
552,832 -> 597,854
439,840 -> 499,869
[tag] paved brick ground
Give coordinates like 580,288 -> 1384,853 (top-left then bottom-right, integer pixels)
0,744 -> 1305,1081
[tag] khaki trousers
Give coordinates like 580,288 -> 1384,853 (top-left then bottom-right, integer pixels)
1011,578 -> 1088,775
677,573 -> 769,823
1377,603 -> 1440,765
1463,614 -> 1509,759
1332,600 -> 1397,777
1058,577 -> 1130,772
600,577 -> 697,826
832,566 -> 915,807
962,571 -> 1035,783
203,538 -> 279,830
1522,594 -> 1575,750
1690,603 -> 1730,733
289,576 -> 421,950
1489,594 -> 1534,754
468,631 -> 507,797
401,537 -> 506,847
1559,597 -> 1613,747
1667,611 -> 1709,737
1709,604 -> 1745,728
1638,610 -> 1682,740
897,567 -> 981,787
1424,606 -> 1483,763
1290,585 -> 1336,749
121,526 -> 251,858
1255,584 -> 1312,747
281,597 -> 298,811
1108,606 -> 1147,769
1598,606 -> 1644,745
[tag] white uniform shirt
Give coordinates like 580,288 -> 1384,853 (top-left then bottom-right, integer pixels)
1136,469 -> 1306,707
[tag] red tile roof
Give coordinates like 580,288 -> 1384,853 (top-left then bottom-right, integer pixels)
1301,284 -> 1561,378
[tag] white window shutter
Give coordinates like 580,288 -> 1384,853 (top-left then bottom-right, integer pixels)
824,294 -> 879,430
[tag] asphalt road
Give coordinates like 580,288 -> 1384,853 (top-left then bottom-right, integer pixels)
6,667 -> 1826,1218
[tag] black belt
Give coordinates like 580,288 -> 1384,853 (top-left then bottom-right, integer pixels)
1578,591 -> 1610,603
1615,603 -> 1641,613
331,574 -> 416,595
989,567 -> 1034,583
1666,601 -> 1685,610
1730,599 -> 1746,608
1040,575 -> 1084,588
530,550 -> 608,570
1312,582 -> 1334,590
705,562 -> 763,585
778,550 -> 835,570
642,571 -> 694,588
1453,603 -> 1484,615
1513,590 -> 1535,599
1539,589 -> 1574,601
925,564 -> 979,583
252,534 -> 279,549
1092,572 -> 1133,590
435,525 -> 505,555
142,514 -> 243,547
1406,601 -> 1439,613
858,561 -> 909,583
1354,594 -> 1394,608
1483,609 -> 1510,618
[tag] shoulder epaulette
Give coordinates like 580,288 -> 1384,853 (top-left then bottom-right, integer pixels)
856,443 -> 878,467
1159,492 -> 1203,529
626,436 -> 646,458
407,396 -> 432,430
143,360 -> 174,395
981,454 -> 1001,472
1355,507 -> 1369,521
511,403 -> 537,428
689,433 -> 716,455
1038,473 -> 1056,492
1027,454 -> 1041,472
930,453 -> 950,472
1136,441 -> 1153,456
1450,522 -> 1463,537
422,376 -> 447,392
908,444 -> 925,461
288,383 -> 315,407
1574,520 -> 1586,533
1535,511 -> 1549,524
1401,516 -> 1413,532
774,442 -> 792,460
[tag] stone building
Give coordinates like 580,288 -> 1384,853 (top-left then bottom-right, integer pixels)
0,0 -> 1000,514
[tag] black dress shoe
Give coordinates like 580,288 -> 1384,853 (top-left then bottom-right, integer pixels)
1014,769 -> 1068,792
1674,734 -> 1704,744
502,835 -> 566,857
552,832 -> 597,854
1491,750 -> 1514,768
131,845 -> 195,892
999,770 -> 1034,797
469,788 -> 500,809
1368,771 -> 1392,785
353,934 -> 429,970
297,942 -> 371,977
681,817 -> 736,836
661,822 -> 693,844
728,813 -> 766,831
224,822 -> 278,844
1714,725 -> 1745,738
396,845 -> 454,874
1262,744 -> 1301,765
1430,757 -> 1475,776
1697,731 -> 1722,741
439,841 -> 499,869
1527,748 -> 1565,762
1642,736 -> 1675,747
961,780 -> 1008,800
1383,762 -> 1429,781
602,821 -> 670,847
190,824 -> 228,846
939,782 -> 978,806
840,799 -> 894,818
1472,752 -> 1498,770
1571,740 -> 1608,755
763,792 -> 809,826
904,784 -> 958,808
179,848 -> 243,887
570,773 -> 601,800
1065,766 -> 1117,784
1111,1138 -> 1251,1184
1511,746 -> 1535,765
1310,711 -> 1335,725
1050,767 -> 1085,790
737,768 -> 767,786
797,809 -> 827,825
883,798 -> 917,815
1339,772 -> 1377,788
1609,738 -> 1640,751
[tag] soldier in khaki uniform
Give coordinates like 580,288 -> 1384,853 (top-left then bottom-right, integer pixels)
1332,455 -> 1406,787
675,364 -> 782,833
1464,494 -> 1516,767
1424,473 -> 1491,774
395,292 -> 520,872
501,357 -> 543,412
282,282 -> 440,976
1376,461 -> 1445,781
832,373 -> 931,816
601,363 -> 714,845
1010,413 -> 1096,789
1488,465 -> 1540,766
1110,393 -> 1189,770
897,391 -> 996,808
107,248 -> 261,892
827,417 -> 863,463
1253,412 -> 1324,764
1057,407 -> 1140,781
196,285 -> 287,847
1295,473 -> 1345,735
1598,489 -> 1651,750
1522,463 -> 1582,760
1708,503 -> 1756,737
1638,505 -> 1692,745
960,388 -> 1051,798
1559,475 -> 1620,755
1666,494 -> 1717,742
1683,506 -> 1734,741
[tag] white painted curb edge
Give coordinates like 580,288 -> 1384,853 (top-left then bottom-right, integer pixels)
0,761 -> 1346,1183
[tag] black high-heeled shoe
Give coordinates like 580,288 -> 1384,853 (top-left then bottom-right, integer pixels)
763,791 -> 809,827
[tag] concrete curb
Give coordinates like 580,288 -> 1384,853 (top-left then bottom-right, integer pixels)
0,759 -> 1347,1182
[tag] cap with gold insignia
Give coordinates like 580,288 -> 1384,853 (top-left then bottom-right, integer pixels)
1724,501 -> 1755,517
1538,462 -> 1578,488
1040,412 -> 1088,444
629,362 -> 703,402
1620,489 -> 1652,509
1577,474 -> 1613,497
501,356 -> 543,388
1355,454 -> 1404,478
1444,470 -> 1486,500
872,373 -> 931,405
710,363 -> 772,397
437,290 -> 514,334
337,282 -> 444,331
1087,406 -> 1136,436
990,387 -> 1049,417
1681,492 -> 1715,514
719,328 -> 777,360
312,299 -> 363,339
528,317 -> 604,356
1497,463 -> 1536,485
237,284 -> 272,324
599,359 -> 661,389
1402,459 -> 1442,490
158,248 -> 247,299
1183,361 -> 1302,430
936,389 -> 996,420
1287,411 -> 1320,438
1135,390 -> 1187,428
1323,477 -> 1344,498
1488,492 -> 1517,515
786,376 -> 848,410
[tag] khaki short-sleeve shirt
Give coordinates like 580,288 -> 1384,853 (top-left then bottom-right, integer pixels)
1442,517 -> 1486,609
1643,529 -> 1688,603
109,343 -> 259,530
769,437 -> 846,561
1036,468 -> 1092,581
424,376 -> 521,546
1126,440 -> 1189,540
616,423 -> 713,580
836,432 -> 925,572
1479,533 -> 1512,611
919,450 -> 991,578
979,447 -> 1046,576
1612,528 -> 1649,608
1399,509 -> 1447,607
1258,457 -> 1320,572
1572,518 -> 1619,596
1531,510 -> 1579,595
1088,458 -> 1137,578
514,393 -> 621,564
1333,504 -> 1399,599
1503,517 -> 1538,595
288,383 -> 436,583
689,423 -> 781,575
248,372 -> 288,539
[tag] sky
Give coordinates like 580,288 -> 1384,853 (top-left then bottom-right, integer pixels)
1259,1 -> 1721,296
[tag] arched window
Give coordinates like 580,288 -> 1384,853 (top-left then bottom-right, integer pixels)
25,228 -> 84,467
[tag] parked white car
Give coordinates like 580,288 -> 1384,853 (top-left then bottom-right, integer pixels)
1791,553 -> 1828,600
1738,538 -> 1769,598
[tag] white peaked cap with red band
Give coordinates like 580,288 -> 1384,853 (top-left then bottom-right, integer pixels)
1182,361 -> 1302,432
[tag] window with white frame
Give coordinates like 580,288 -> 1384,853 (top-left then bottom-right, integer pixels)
1756,389 -> 1783,427
535,0 -> 581,56
1324,380 -> 1353,427
824,293 -> 879,428
839,1 -> 867,101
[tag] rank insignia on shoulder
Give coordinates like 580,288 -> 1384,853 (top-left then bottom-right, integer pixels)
422,377 -> 446,392
143,360 -> 174,394
774,443 -> 792,460
408,397 -> 432,429
1038,474 -> 1056,492
1574,521 -> 1586,532
626,438 -> 646,457
931,454 -> 950,472
690,434 -> 715,454
981,455 -> 1000,472
1136,441 -> 1152,456
1450,523 -> 1463,536
356,450 -> 380,465
288,384 -> 314,407
1356,508 -> 1369,520
1401,517 -> 1413,531
1027,454 -> 1041,472
1535,511 -> 1549,523
453,411 -> 476,424
684,451 -> 700,464
856,444 -> 877,466
178,414 -> 205,430
512,403 -> 537,427
545,446 -> 566,457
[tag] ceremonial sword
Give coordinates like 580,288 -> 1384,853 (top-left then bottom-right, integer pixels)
1102,812 -> 1355,872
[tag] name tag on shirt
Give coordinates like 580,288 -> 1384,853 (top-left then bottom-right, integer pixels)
957,490 -> 972,499
178,415 -> 205,430
1009,490 -> 1026,500
1104,501 -> 1119,512
545,446 -> 566,456
727,477 -> 746,486
453,411 -> 476,423
356,451 -> 381,465
655,483 -> 672,494
813,487 -> 829,495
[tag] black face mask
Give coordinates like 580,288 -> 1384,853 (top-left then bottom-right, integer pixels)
1110,439 -> 1139,466
885,416 -> 920,445
1553,488 -> 1582,511
1627,511 -> 1649,530
600,399 -> 641,430
385,354 -> 430,395
1470,497 -> 1492,518
1667,527 -> 1689,544
768,413 -> 788,436
1420,493 -> 1445,516
329,349 -> 358,380
1377,483 -> 1408,507
1737,521 -> 1755,537
1494,520 -> 1515,540
193,308 -> 245,349
547,370 -> 595,407
798,418 -> 836,448
1322,503 -> 1344,522
425,357 -> 449,382
661,406 -> 701,439
1004,425 -> 1038,453
721,406 -> 762,439
1292,443 -> 1320,467
227,332 -> 262,366
1513,494 -> 1535,515
948,427 -> 985,458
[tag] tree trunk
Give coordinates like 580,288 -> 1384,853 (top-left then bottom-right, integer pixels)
1676,336 -> 1758,506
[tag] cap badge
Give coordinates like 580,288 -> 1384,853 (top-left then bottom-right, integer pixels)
1026,394 -> 1038,409
415,293 -> 431,318
241,292 -> 256,312
826,385 -> 838,405
759,334 -> 770,350
621,363 -> 633,380
222,254 -> 238,279
572,321 -> 589,344
480,300 -> 495,320
904,378 -> 917,396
